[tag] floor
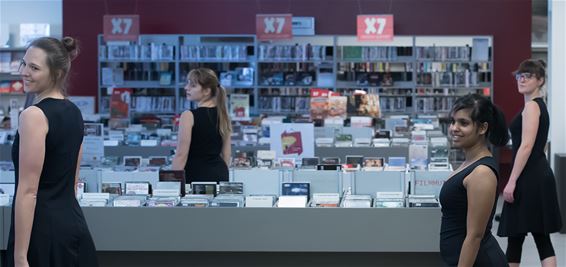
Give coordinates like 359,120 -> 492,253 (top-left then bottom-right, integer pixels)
492,198 -> 566,267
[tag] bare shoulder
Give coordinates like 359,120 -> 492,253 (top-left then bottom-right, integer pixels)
179,110 -> 194,126
180,110 -> 194,121
19,106 -> 48,134
19,106 -> 47,124
523,100 -> 541,115
464,165 -> 497,187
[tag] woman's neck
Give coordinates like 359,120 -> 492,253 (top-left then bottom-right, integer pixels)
524,89 -> 541,102
34,88 -> 64,104
198,99 -> 215,108
463,141 -> 491,164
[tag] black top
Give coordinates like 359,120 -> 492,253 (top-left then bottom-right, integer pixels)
497,97 -> 562,236
184,107 -> 229,183
510,98 -> 549,164
7,98 -> 98,266
439,156 -> 507,266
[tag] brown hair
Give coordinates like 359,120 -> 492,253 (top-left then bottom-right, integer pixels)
187,68 -> 232,139
28,36 -> 80,95
514,59 -> 546,87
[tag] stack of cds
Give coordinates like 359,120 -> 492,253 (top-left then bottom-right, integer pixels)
180,195 -> 213,207
245,195 -> 276,207
311,193 -> 340,207
407,195 -> 440,208
211,195 -> 245,207
146,196 -> 180,207
341,195 -> 372,208
112,195 -> 148,207
374,192 -> 405,208
79,193 -> 110,207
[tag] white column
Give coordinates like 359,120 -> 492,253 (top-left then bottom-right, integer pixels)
548,0 -> 566,168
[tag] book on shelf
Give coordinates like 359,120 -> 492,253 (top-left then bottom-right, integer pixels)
110,88 -> 132,119
339,46 -> 412,61
130,96 -> 175,113
0,81 -> 24,94
229,94 -> 250,121
327,96 -> 347,119
471,38 -> 490,61
180,44 -> 248,61
0,52 -> 22,74
347,94 -> 381,118
258,44 -> 329,61
416,46 -> 470,61
310,97 -> 328,120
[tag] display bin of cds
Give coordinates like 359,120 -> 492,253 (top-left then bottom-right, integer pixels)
0,206 -> 442,253
0,145 -> 11,161
0,210 -> 5,250
411,170 -> 451,198
79,169 -> 103,193
231,168 -> 281,196
353,171 -> 405,195
0,170 -> 14,183
104,145 -> 173,158
292,170 -> 342,197
100,170 -> 160,191
314,146 -> 409,164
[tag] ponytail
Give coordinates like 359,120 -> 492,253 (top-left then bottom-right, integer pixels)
488,104 -> 509,147
216,85 -> 232,139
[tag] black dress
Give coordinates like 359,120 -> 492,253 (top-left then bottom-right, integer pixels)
7,98 -> 98,267
497,98 -> 562,236
439,157 -> 508,267
183,107 -> 229,183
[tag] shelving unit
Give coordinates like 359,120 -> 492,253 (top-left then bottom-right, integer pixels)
97,35 -> 492,120
0,48 -> 27,115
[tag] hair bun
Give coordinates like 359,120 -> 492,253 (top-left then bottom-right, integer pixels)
62,36 -> 80,60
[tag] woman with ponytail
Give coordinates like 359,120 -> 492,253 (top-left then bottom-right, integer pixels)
497,59 -> 562,267
7,37 -> 98,266
439,94 -> 509,266
172,68 -> 231,183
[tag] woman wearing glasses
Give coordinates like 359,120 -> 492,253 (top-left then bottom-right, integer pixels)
497,59 -> 562,267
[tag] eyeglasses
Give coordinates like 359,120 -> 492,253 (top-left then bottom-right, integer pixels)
515,72 -> 535,81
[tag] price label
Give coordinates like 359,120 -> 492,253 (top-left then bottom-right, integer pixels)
357,15 -> 394,41
256,14 -> 293,40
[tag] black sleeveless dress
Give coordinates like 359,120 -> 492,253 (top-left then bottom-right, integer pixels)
497,98 -> 562,236
7,98 -> 98,266
439,157 -> 508,267
183,107 -> 229,183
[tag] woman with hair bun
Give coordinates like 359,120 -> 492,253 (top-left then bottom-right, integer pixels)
439,94 -> 509,266
7,37 -> 98,267
497,59 -> 562,267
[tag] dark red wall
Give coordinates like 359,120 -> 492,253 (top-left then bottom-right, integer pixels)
63,0 -> 531,120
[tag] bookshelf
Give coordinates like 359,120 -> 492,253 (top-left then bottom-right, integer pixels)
97,34 -> 492,120
0,48 -> 26,116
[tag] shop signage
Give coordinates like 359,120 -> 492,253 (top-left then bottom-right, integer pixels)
103,15 -> 140,42
292,17 -> 315,36
357,15 -> 394,41
256,14 -> 293,40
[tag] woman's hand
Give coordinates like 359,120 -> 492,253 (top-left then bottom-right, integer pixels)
503,180 -> 516,203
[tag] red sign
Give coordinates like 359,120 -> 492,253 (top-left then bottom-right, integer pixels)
103,15 -> 140,42
357,15 -> 394,41
256,14 -> 293,40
